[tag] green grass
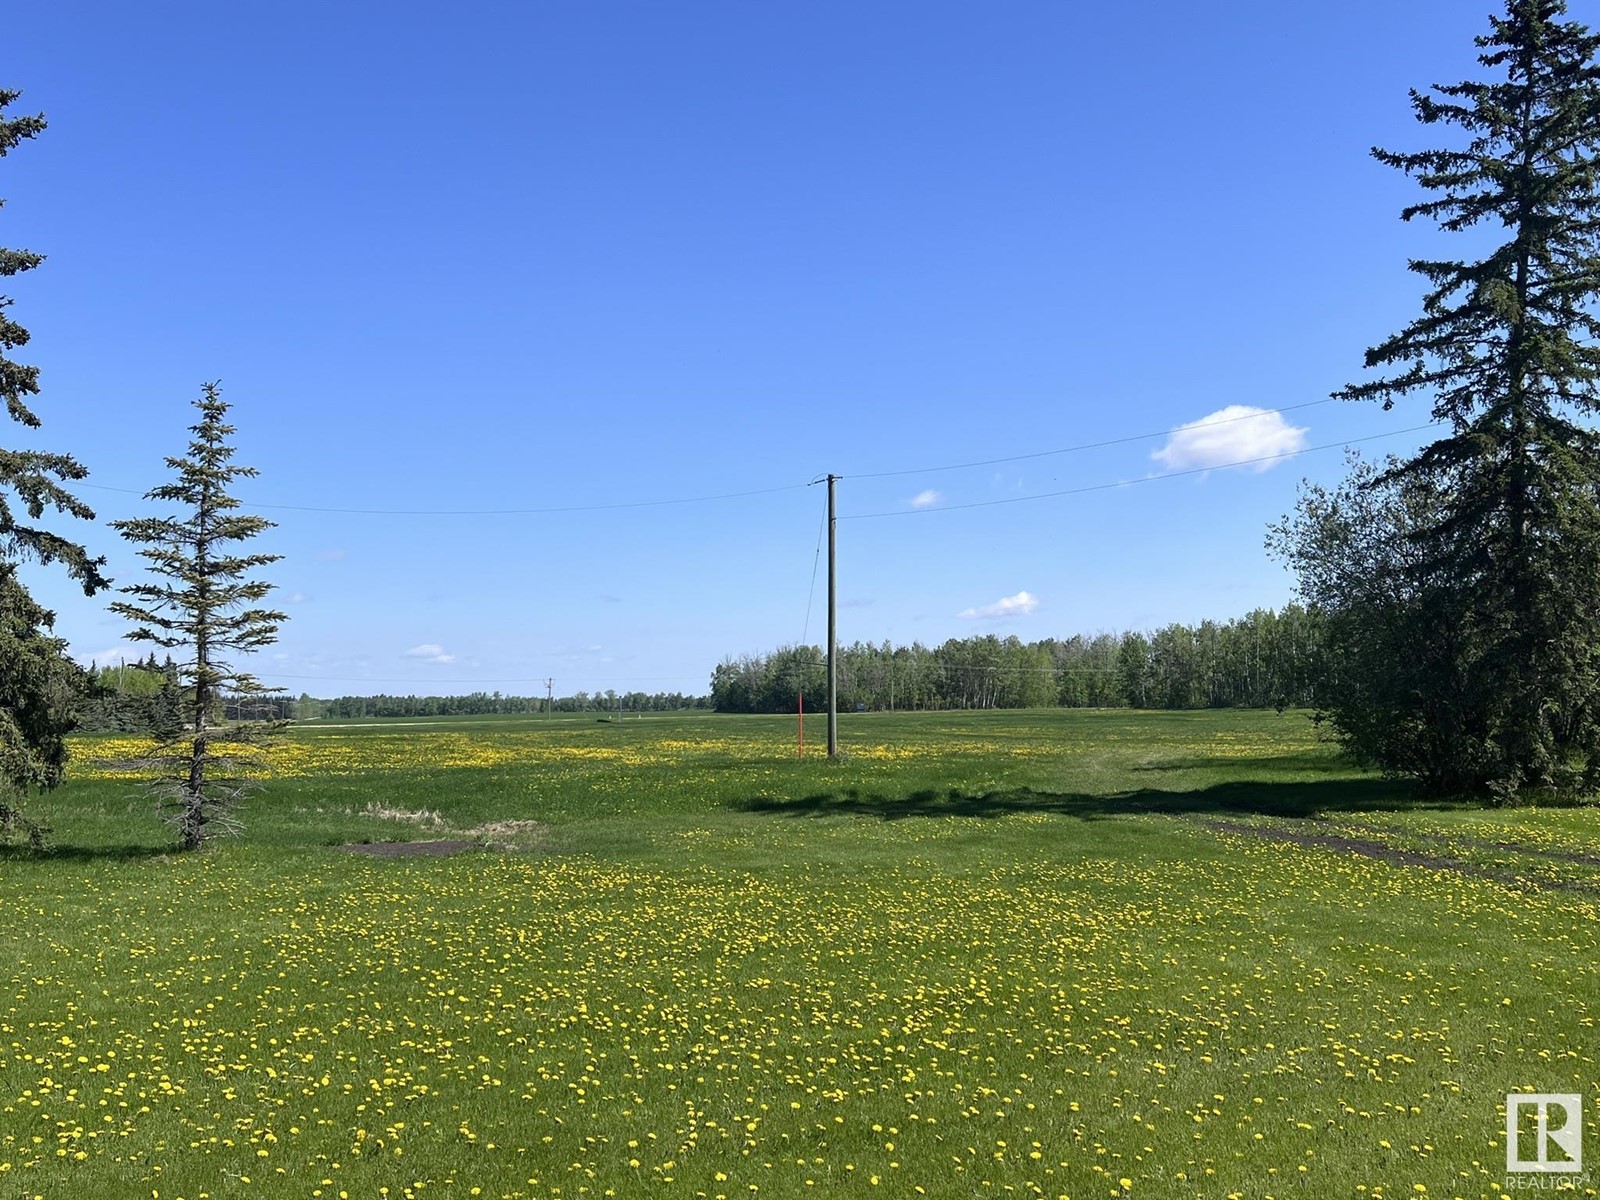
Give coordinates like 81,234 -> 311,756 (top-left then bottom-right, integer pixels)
1,708 -> 1596,1199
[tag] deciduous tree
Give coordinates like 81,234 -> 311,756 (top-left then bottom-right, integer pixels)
1271,455 -> 1483,790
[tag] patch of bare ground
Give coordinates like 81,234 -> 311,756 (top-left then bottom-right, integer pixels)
343,840 -> 479,858
1184,815 -> 1600,896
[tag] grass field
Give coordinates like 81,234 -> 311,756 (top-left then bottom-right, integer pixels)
2,708 -> 1597,1200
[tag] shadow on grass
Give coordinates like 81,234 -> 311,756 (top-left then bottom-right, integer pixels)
0,841 -> 176,864
1130,752 -> 1348,774
737,778 -> 1448,822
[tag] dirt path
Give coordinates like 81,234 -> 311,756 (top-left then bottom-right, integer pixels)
1326,818 -> 1600,868
1183,815 -> 1600,896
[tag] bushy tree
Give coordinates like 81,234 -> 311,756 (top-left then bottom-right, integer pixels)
1271,455 -> 1487,791
111,384 -> 285,851
0,563 -> 83,847
1329,0 -> 1600,795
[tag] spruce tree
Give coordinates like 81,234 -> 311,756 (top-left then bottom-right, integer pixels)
0,84 -> 110,839
0,88 -> 107,592
150,659 -> 184,742
1335,0 -> 1600,796
111,384 -> 285,851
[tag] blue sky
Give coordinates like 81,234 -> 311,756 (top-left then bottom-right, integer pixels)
5,0 -> 1501,695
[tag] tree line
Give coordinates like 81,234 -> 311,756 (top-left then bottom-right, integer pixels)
709,606 -> 1325,713
309,689 -> 713,720
74,654 -> 185,735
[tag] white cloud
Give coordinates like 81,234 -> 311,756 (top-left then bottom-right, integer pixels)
286,592 -> 311,604
317,548 -> 348,561
958,590 -> 1040,621
910,489 -> 941,509
1151,405 -> 1309,473
81,645 -> 138,669
403,644 -> 457,664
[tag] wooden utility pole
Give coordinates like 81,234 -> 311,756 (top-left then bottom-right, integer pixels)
827,473 -> 838,759
546,678 -> 554,718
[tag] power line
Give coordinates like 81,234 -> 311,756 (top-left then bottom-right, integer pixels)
72,400 -> 1344,517
843,424 -> 1443,519
79,409 -> 1430,694
253,671 -> 697,685
800,484 -> 827,646
76,479 -> 811,517
847,398 -> 1338,480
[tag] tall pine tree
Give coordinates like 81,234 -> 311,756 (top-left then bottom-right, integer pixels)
0,88 -> 106,592
0,85 -> 109,841
1335,0 -> 1600,796
112,384 -> 285,851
